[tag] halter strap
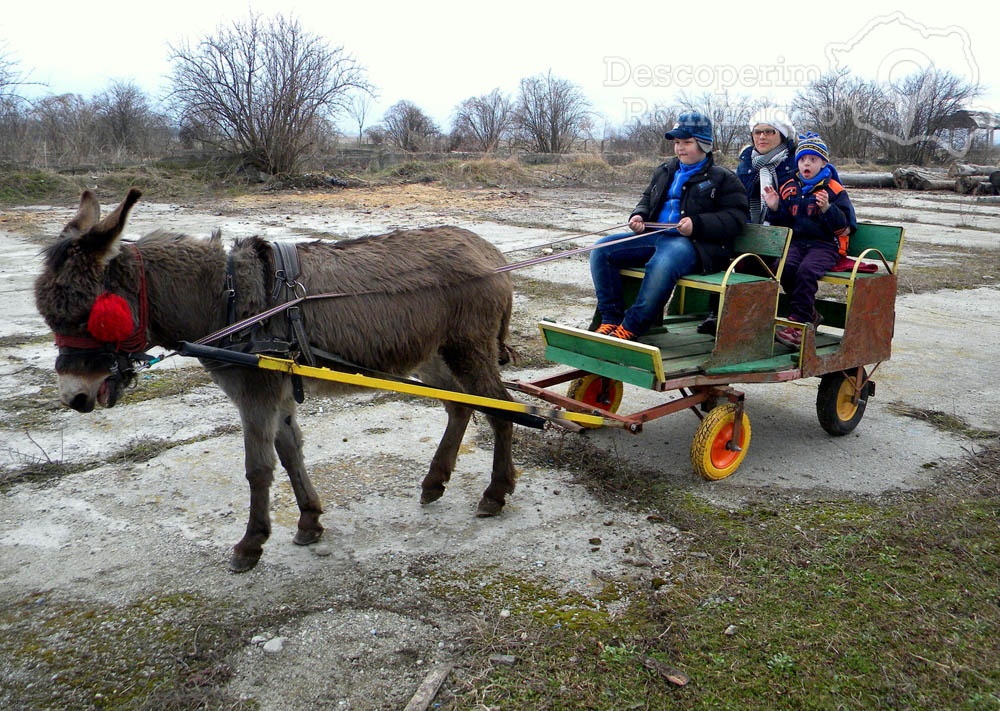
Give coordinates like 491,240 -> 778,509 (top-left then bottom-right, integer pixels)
53,244 -> 149,353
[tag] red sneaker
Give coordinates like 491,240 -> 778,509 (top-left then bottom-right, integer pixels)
594,322 -> 619,335
775,325 -> 801,348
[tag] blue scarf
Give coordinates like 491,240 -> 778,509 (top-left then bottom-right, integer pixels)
797,164 -> 832,194
657,157 -> 708,228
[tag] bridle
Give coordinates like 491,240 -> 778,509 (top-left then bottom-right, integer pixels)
52,244 -> 153,384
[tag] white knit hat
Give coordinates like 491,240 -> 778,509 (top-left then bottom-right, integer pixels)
749,108 -> 794,141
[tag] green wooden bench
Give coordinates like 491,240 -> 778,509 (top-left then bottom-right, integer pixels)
822,222 -> 905,281
576,224 -> 795,373
807,222 -> 906,330
540,222 -> 905,391
614,223 -> 793,322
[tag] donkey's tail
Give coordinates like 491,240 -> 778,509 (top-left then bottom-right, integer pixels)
497,292 -> 519,366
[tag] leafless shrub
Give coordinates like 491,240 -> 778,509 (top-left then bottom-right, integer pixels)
91,80 -> 173,160
167,12 -> 369,174
452,88 -> 514,153
380,100 -> 439,152
513,70 -> 591,153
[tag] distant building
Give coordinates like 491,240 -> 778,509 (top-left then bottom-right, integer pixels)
941,110 -> 1000,147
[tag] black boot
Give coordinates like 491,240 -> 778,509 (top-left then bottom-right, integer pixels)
696,314 -> 717,336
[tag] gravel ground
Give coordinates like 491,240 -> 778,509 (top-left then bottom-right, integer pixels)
1,183 -> 998,709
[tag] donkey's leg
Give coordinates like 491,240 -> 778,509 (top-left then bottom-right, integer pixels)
273,397 -> 324,546
420,399 -> 474,505
232,403 -> 280,572
439,351 -> 517,517
415,355 -> 474,505
476,408 -> 515,517
210,367 -> 283,572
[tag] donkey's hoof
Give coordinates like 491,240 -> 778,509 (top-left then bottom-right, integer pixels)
229,549 -> 262,573
420,486 -> 445,505
293,529 -> 323,546
476,495 -> 505,517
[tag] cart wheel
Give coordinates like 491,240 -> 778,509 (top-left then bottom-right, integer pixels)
690,404 -> 751,481
816,368 -> 871,436
566,374 -> 623,428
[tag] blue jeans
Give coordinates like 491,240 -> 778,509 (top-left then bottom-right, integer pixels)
589,231 -> 699,335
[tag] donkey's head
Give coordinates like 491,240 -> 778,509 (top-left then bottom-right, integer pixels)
34,189 -> 144,412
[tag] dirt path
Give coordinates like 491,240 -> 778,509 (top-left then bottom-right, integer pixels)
1,184 -> 998,709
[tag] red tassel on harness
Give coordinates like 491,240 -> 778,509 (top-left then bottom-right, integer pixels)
87,292 -> 135,343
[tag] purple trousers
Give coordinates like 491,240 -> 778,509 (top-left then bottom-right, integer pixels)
780,239 -> 839,322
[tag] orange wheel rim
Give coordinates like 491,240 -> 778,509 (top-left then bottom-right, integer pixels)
710,422 -> 743,469
581,378 -> 615,408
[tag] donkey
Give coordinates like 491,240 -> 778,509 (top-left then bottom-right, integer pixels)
34,189 -> 519,572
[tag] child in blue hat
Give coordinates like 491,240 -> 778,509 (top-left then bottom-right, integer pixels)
589,111 -> 748,340
763,132 -> 855,349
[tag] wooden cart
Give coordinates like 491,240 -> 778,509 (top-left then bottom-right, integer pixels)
509,222 -> 906,480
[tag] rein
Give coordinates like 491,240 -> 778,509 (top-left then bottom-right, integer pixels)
191,222 -> 679,348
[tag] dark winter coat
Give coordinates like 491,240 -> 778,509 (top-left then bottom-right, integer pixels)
630,155 -> 749,274
770,177 -> 855,254
737,141 -> 858,232
736,139 -> 799,198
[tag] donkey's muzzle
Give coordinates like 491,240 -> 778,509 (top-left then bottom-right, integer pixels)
68,392 -> 96,413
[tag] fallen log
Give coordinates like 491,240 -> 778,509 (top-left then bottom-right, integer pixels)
948,163 -> 999,177
838,172 -> 895,188
893,166 -> 954,191
955,176 -> 996,195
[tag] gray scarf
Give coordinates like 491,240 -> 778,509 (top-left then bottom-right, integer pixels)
749,145 -> 788,223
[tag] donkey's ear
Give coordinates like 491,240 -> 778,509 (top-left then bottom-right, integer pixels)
79,189 -> 142,265
61,190 -> 101,240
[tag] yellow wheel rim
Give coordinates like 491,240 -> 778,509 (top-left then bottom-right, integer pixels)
691,404 -> 751,481
566,374 -> 623,428
836,375 -> 860,422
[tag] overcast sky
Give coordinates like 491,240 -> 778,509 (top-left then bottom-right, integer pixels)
2,1 -> 996,138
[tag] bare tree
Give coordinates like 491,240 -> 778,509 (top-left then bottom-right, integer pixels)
674,91 -> 762,158
91,80 -> 170,159
381,100 -> 438,152
793,69 -> 883,161
167,12 -> 369,174
513,70 -> 591,153
452,88 -> 513,153
29,93 -> 99,166
0,44 -> 34,162
794,67 -> 979,164
346,93 -> 374,147
875,68 -> 981,164
0,46 -> 23,102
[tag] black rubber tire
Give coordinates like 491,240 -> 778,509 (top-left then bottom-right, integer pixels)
816,368 -> 872,436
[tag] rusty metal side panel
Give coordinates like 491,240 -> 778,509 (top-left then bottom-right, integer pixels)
703,279 -> 780,369
800,273 -> 897,377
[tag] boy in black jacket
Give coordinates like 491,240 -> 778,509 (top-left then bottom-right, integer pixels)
590,111 -> 748,340
764,132 -> 855,349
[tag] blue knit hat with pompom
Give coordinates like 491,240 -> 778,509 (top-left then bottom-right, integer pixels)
795,132 -> 829,162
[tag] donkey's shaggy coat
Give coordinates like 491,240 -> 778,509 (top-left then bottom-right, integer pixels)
35,189 -> 518,571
